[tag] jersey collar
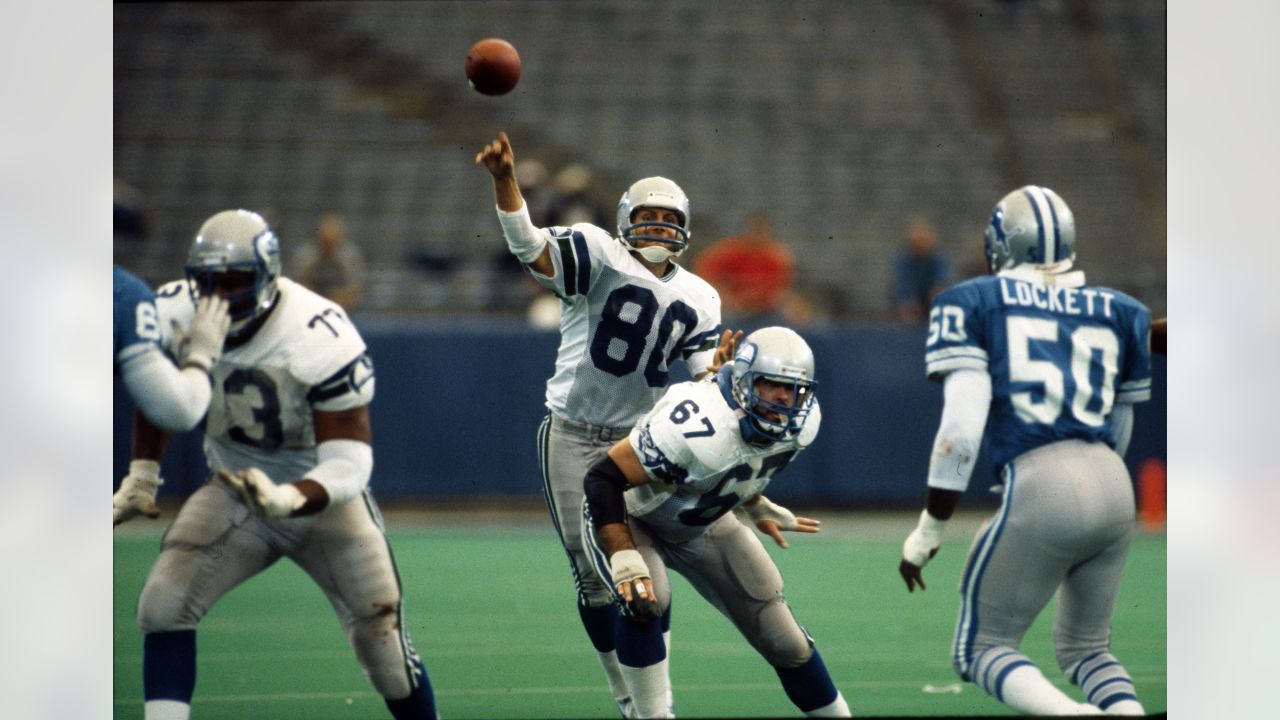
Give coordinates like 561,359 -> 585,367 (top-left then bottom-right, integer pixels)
997,266 -> 1087,288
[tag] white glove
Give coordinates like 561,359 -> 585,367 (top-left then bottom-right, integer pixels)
735,495 -> 798,529
113,459 -> 162,526
174,296 -> 230,372
902,509 -> 946,567
218,467 -> 305,518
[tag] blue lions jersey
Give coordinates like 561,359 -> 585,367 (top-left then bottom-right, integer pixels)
114,265 -> 162,368
924,270 -> 1151,473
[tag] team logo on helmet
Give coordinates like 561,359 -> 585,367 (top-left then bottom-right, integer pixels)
983,185 -> 1076,272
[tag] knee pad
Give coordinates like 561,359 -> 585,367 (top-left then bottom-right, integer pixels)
753,601 -> 813,668
136,578 -> 197,634
353,618 -> 420,699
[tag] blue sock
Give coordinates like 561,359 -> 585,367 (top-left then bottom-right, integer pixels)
578,602 -> 617,653
384,655 -> 437,720
143,630 -> 197,703
614,606 -> 667,668
776,647 -> 839,713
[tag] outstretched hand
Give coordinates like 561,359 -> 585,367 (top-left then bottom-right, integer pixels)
898,550 -> 938,593
475,131 -> 515,179
755,515 -> 820,549
708,329 -> 744,374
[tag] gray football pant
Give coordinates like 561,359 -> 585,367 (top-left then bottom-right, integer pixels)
538,413 -> 631,608
951,439 -> 1136,680
135,476 -> 424,700
587,508 -> 814,669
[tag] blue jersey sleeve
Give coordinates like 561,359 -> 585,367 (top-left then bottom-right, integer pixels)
1114,294 -> 1153,404
113,266 -> 162,367
924,278 -> 992,381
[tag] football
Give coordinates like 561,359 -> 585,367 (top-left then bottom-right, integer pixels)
465,38 -> 521,96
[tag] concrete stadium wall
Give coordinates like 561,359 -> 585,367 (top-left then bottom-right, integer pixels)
113,321 -> 1167,508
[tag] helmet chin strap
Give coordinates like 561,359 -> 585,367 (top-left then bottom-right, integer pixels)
631,242 -> 686,264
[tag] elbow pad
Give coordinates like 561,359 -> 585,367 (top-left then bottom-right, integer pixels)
926,369 -> 991,492
584,456 -> 630,527
121,347 -> 211,432
304,439 -> 373,506
497,203 -> 548,264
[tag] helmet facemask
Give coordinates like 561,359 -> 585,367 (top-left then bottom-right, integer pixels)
728,327 -> 817,443
616,177 -> 691,262
734,371 -> 816,441
184,210 -> 281,336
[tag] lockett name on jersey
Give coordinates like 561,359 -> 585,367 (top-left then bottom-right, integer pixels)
998,277 -> 1116,318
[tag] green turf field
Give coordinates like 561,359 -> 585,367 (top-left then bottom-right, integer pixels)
113,511 -> 1165,718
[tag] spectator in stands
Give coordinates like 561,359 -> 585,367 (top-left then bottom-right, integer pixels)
693,212 -> 809,331
545,163 -> 611,228
114,178 -> 151,244
295,212 -> 367,311
890,216 -> 951,325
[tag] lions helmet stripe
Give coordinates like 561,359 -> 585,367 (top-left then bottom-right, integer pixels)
1021,187 -> 1050,264
1041,187 -> 1063,261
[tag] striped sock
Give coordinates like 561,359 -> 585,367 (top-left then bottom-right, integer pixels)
971,646 -> 1084,715
1070,651 -> 1144,715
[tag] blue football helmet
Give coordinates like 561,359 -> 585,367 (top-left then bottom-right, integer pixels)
616,176 -> 691,263
728,326 -> 817,442
983,185 -> 1076,272
184,209 -> 281,336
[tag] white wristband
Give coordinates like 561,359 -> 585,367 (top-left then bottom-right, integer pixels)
737,496 -> 797,530
902,509 -> 947,567
304,439 -> 373,506
127,459 -> 163,494
915,509 -> 945,542
496,203 -> 548,264
609,549 -> 650,586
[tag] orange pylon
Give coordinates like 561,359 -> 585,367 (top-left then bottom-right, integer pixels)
1137,458 -> 1166,530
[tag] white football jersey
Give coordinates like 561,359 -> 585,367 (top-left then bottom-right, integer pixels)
624,376 -> 821,542
532,223 -> 722,428
154,277 -> 374,484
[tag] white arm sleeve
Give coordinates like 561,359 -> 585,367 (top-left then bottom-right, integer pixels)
120,346 -> 212,432
304,438 -> 373,506
496,202 -> 549,264
1111,402 -> 1135,457
926,368 -> 992,493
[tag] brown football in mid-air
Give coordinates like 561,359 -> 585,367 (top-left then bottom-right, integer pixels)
465,38 -> 521,96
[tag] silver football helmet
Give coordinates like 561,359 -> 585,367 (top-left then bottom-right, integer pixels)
983,185 -> 1076,272
184,209 -> 281,336
729,326 -> 817,442
616,176 -> 691,263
